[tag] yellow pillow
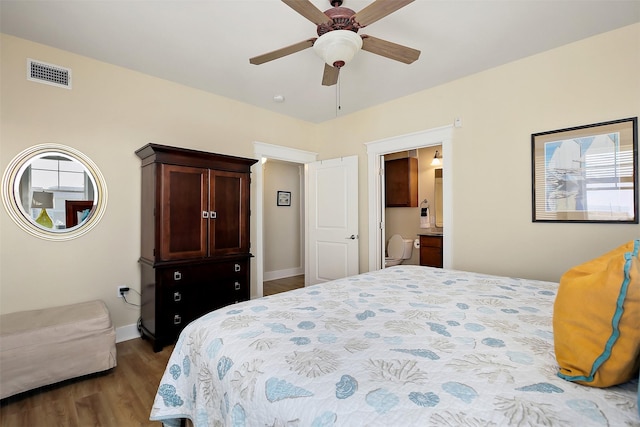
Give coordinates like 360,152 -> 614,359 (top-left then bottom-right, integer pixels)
553,239 -> 640,387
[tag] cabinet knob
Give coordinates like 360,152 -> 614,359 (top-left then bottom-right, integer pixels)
173,314 -> 182,325
173,271 -> 182,281
210,211 -> 217,219
202,211 -> 209,219
173,291 -> 182,302
234,263 -> 241,272
234,281 -> 241,291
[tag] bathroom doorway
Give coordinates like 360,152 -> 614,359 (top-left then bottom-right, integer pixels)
365,125 -> 454,271
383,146 -> 442,267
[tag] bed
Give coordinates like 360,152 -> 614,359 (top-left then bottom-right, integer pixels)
150,265 -> 639,426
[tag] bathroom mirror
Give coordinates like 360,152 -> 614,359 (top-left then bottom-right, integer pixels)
434,168 -> 443,227
2,144 -> 108,241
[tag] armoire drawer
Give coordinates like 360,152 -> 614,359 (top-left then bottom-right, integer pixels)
157,261 -> 248,286
209,260 -> 249,280
157,265 -> 204,286
159,310 -> 188,336
162,286 -> 188,307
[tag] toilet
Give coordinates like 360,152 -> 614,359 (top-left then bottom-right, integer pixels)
385,234 -> 414,267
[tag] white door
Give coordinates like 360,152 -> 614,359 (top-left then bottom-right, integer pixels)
306,156 -> 359,285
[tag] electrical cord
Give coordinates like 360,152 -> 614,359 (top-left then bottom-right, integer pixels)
120,287 -> 141,307
122,294 -> 140,307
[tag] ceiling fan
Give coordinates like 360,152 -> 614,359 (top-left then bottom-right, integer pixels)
249,0 -> 421,86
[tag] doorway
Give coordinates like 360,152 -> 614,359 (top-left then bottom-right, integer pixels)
262,159 -> 304,280
253,142 -> 317,298
253,144 -> 359,296
365,126 -> 454,271
383,147 -> 441,266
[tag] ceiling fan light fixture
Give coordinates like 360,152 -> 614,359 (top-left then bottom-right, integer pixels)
313,30 -> 362,68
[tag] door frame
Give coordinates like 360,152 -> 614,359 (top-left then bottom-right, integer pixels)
253,142 -> 318,298
365,125 -> 454,271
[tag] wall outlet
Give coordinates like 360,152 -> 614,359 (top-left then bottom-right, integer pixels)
117,286 -> 129,298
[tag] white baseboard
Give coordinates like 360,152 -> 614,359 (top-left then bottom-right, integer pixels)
263,267 -> 304,282
116,323 -> 141,343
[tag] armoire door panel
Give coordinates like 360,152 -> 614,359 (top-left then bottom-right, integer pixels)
159,164 -> 208,260
210,171 -> 247,255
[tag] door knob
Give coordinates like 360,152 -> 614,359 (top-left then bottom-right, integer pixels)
345,234 -> 358,240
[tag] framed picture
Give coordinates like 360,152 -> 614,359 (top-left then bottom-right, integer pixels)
532,117 -> 638,223
277,191 -> 291,206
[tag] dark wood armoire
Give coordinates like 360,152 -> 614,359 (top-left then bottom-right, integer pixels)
135,143 -> 257,351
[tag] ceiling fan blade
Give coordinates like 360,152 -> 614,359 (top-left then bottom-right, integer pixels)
282,0 -> 332,25
322,63 -> 339,86
250,38 -> 316,65
353,0 -> 415,28
361,35 -> 420,64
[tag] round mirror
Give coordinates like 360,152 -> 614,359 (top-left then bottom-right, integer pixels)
2,144 -> 108,241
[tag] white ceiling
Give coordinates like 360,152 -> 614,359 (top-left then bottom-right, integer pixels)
2,0 -> 639,123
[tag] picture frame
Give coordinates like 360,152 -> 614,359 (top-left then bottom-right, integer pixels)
531,117 -> 638,223
277,191 -> 291,206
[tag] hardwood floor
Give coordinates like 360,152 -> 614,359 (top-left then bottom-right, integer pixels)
0,338 -> 173,427
263,274 -> 305,296
0,276 -> 304,426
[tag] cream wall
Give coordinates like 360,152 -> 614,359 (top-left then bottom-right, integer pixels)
263,160 -> 302,277
2,24 -> 639,333
0,34 -> 316,332
314,23 -> 640,280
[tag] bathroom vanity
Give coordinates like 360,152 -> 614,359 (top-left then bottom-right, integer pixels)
418,232 -> 443,268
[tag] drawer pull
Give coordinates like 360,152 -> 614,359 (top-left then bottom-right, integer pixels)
173,291 -> 182,302
234,263 -> 241,272
174,271 -> 182,281
173,314 -> 182,325
234,281 -> 241,291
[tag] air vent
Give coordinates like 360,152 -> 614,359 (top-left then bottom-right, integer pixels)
27,59 -> 72,89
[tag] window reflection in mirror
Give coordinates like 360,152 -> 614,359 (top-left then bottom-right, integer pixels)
2,144 -> 107,241
17,152 -> 96,230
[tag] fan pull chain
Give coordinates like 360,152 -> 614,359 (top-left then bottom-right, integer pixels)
335,76 -> 342,116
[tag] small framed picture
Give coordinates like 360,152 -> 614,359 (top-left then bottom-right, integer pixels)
277,191 -> 291,206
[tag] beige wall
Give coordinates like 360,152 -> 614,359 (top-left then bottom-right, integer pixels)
2,24 -> 639,332
263,160 -> 302,276
314,23 -> 639,280
0,34 -> 316,331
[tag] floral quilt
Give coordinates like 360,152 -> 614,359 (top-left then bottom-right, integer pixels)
150,265 -> 639,426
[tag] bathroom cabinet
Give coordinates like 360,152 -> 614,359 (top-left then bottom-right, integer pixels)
419,234 -> 443,268
385,157 -> 418,207
135,143 -> 257,351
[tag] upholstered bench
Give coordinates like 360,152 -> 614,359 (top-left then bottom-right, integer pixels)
0,300 -> 116,399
